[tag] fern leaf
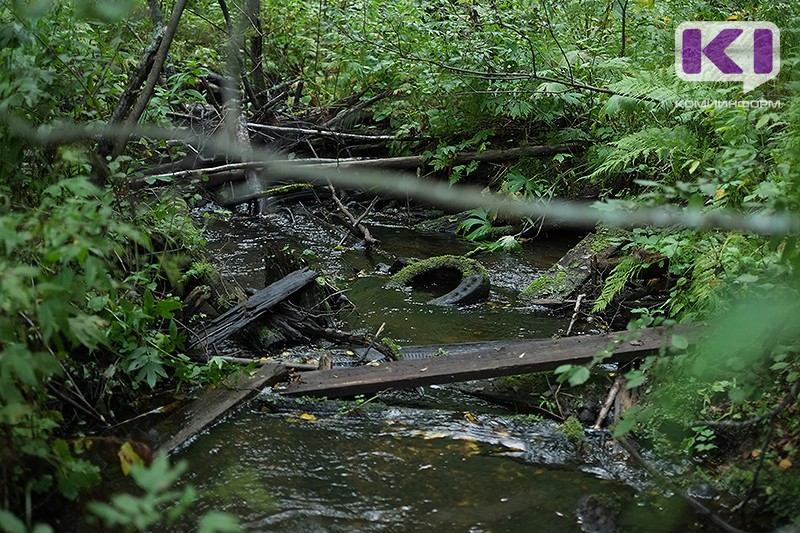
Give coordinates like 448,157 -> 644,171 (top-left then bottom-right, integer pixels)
592,256 -> 648,313
588,126 -> 697,181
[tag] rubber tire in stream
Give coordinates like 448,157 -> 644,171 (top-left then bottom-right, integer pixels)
386,255 -> 491,305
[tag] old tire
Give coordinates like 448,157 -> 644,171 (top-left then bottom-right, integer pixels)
386,255 -> 490,305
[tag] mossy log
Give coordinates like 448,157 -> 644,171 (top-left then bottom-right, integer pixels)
521,229 -> 624,303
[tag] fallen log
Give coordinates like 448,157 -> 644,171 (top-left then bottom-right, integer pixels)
521,229 -> 622,301
277,325 -> 697,398
248,123 -> 401,142
211,143 -> 586,205
190,267 -> 318,353
134,142 -> 587,199
156,363 -> 287,454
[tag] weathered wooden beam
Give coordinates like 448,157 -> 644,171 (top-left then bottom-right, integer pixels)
190,267 -> 318,352
157,363 -> 287,454
277,326 -> 696,398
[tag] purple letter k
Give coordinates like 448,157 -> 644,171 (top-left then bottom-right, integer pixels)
702,28 -> 743,74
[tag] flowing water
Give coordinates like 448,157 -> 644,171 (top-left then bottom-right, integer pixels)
171,206 -> 702,532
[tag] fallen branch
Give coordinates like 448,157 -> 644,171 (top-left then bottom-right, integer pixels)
248,123 -> 403,142
565,293 -> 585,336
137,142 -> 584,186
328,183 -> 380,247
323,89 -> 392,129
594,374 -> 624,429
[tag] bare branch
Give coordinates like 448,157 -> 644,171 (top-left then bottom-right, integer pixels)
5,115 -> 800,237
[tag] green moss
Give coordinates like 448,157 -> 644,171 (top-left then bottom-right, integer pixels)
266,182 -> 313,195
589,226 -> 629,254
510,413 -> 545,424
387,254 -> 488,287
521,270 -> 568,296
497,372 -> 550,395
380,337 -> 403,360
257,326 -> 280,346
561,415 -> 586,445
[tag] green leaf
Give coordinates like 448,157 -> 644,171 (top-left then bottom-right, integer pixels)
197,511 -> 243,533
624,370 -> 647,388
612,406 -> 643,437
0,510 -> 27,533
728,387 -> 746,404
671,334 -> 689,350
569,367 -> 591,386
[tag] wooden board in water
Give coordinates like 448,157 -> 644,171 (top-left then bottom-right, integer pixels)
278,326 -> 695,398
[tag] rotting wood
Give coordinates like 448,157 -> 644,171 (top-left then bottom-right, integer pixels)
156,363 -> 287,454
189,267 -> 317,353
521,230 -> 622,301
278,325 -> 697,398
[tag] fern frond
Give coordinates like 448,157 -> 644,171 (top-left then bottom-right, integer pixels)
592,256 -> 648,313
588,126 -> 696,181
607,68 -> 686,106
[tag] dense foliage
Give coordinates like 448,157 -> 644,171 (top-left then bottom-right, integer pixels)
1,0 -> 799,530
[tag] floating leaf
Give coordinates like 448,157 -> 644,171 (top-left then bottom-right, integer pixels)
298,413 -> 317,423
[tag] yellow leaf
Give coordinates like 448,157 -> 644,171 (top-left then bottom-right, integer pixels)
779,458 -> 792,469
715,189 -> 725,200
751,449 -> 762,458
118,441 -> 144,476
299,413 -> 317,423
463,412 -> 478,424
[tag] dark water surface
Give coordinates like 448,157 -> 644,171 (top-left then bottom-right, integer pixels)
200,210 -> 580,344
174,208 -> 700,532
170,402 -> 697,533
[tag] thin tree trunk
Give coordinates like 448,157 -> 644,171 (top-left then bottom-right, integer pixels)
99,30 -> 163,158
111,0 -> 190,157
247,0 -> 267,101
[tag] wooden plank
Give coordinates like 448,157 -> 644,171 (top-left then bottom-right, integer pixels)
277,326 -> 695,398
190,267 -> 318,350
157,363 -> 287,454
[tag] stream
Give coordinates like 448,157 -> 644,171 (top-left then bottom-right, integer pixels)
168,205 -> 703,532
